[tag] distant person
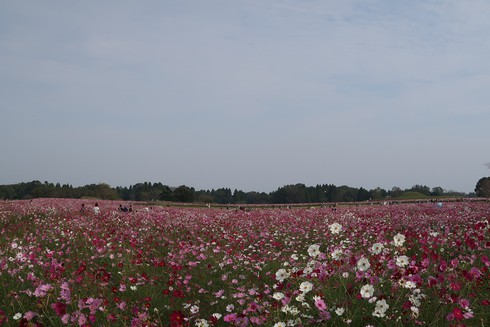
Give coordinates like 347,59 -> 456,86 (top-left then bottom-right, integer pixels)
93,202 -> 100,215
80,203 -> 86,213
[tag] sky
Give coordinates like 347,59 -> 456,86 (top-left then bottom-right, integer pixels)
1,0 -> 489,194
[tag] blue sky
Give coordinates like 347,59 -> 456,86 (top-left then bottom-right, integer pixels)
1,0 -> 489,193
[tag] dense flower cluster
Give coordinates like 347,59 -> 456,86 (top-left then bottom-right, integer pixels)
0,199 -> 489,326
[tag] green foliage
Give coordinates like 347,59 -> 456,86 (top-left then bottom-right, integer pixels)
0,179 -> 474,204
475,177 -> 490,197
396,191 -> 429,199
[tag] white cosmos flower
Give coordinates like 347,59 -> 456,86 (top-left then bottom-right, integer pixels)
275,268 -> 289,282
307,244 -> 321,258
404,281 -> 417,289
375,299 -> 389,313
357,258 -> 371,271
273,322 -> 286,327
373,299 -> 389,318
331,249 -> 343,260
393,233 -> 406,247
190,305 -> 199,314
329,223 -> 343,234
299,281 -> 313,293
335,307 -> 345,316
273,292 -> 285,300
195,319 -> 209,327
371,242 -> 384,254
360,284 -> 375,299
13,313 -> 22,320
396,255 -> 409,267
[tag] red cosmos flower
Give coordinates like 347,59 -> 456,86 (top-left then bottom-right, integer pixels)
172,290 -> 185,298
51,302 -> 67,316
452,307 -> 464,321
169,310 -> 185,327
0,309 -> 6,325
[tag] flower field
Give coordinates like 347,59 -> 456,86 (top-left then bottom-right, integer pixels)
0,199 -> 489,326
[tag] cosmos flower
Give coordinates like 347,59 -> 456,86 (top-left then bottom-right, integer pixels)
190,305 -> 199,314
357,257 -> 371,271
331,249 -> 343,260
360,284 -> 375,299
396,255 -> 409,267
393,233 -> 406,247
273,292 -> 285,300
275,268 -> 289,282
335,307 -> 345,316
313,296 -> 327,311
299,281 -> 313,293
371,242 -> 384,254
329,223 -> 343,234
195,318 -> 209,327
307,244 -> 321,258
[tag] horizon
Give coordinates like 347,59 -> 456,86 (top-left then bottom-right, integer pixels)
1,179 -> 475,194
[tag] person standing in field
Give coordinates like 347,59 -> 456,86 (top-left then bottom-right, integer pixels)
93,202 -> 100,215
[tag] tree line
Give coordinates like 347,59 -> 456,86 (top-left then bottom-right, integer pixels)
0,180 -> 480,204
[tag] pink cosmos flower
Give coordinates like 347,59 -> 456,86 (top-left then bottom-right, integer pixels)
24,311 -> 36,321
78,313 -> 87,326
224,313 -> 237,322
60,282 -> 71,303
313,296 -> 327,311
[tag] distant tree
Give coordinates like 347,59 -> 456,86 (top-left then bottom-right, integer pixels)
196,192 -> 213,203
245,191 -> 270,204
409,185 -> 431,196
158,185 -> 174,201
306,185 -> 327,203
94,183 -> 118,200
233,189 -> 247,204
323,184 -> 337,202
475,177 -> 490,197
271,184 -> 306,203
173,185 -> 195,202
431,186 -> 444,197
389,186 -> 402,198
357,187 -> 370,201
370,187 -> 387,200
212,188 -> 233,204
334,185 -> 358,202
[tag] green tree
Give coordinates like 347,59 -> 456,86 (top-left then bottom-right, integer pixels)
357,187 -> 370,201
431,187 -> 444,197
212,188 -> 233,204
475,177 -> 490,197
233,189 -> 246,204
271,184 -> 306,203
173,185 -> 195,202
